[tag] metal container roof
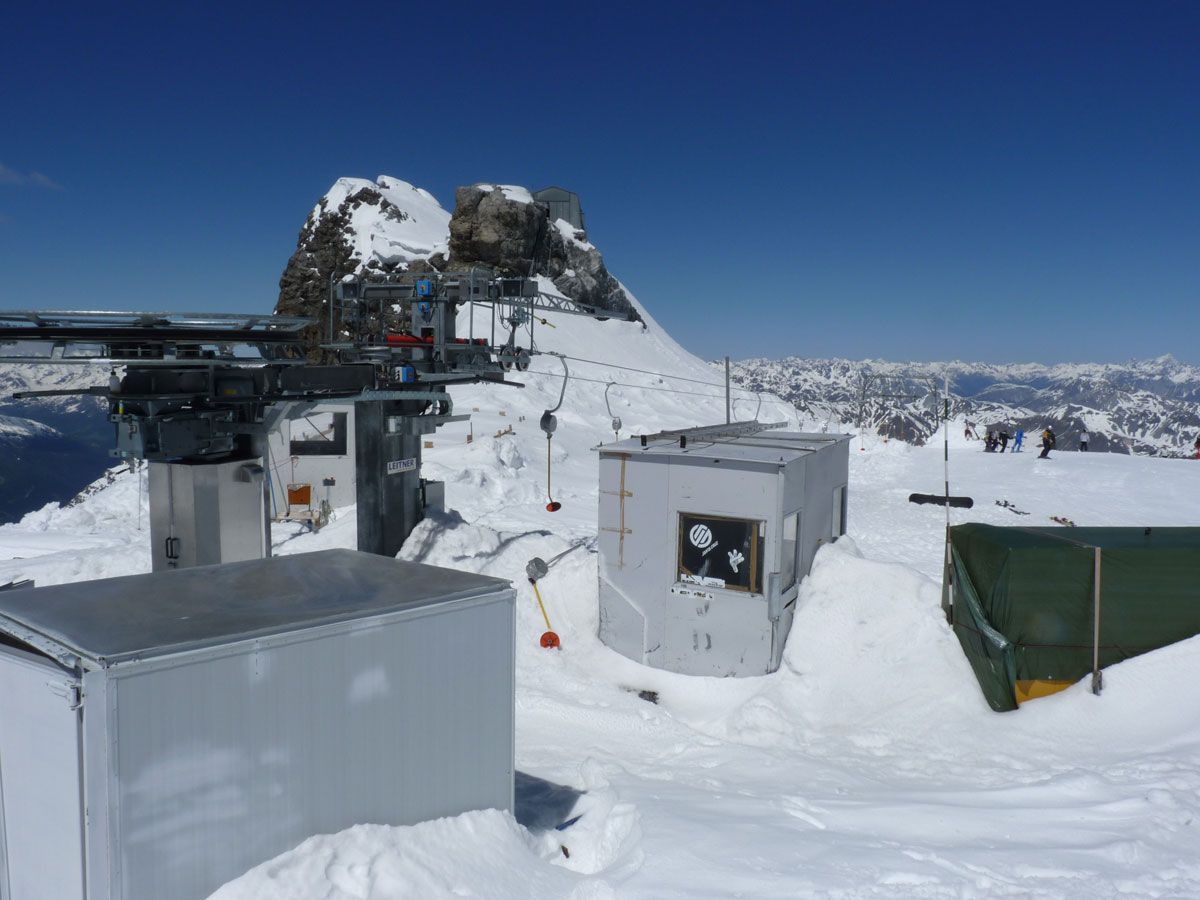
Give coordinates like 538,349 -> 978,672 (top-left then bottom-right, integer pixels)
0,549 -> 511,668
600,428 -> 850,467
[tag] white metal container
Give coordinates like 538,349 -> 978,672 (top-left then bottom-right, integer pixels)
0,549 -> 515,900
597,428 -> 850,676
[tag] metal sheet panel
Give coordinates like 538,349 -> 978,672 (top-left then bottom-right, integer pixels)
82,669 -> 114,900
149,459 -> 267,572
0,549 -> 510,665
597,579 -> 647,660
0,646 -> 85,900
103,593 -> 514,900
601,431 -> 844,466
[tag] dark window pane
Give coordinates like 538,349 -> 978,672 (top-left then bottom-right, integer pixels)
677,512 -> 763,593
289,412 -> 348,457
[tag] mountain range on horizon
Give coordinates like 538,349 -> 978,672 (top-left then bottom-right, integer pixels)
727,354 -> 1200,457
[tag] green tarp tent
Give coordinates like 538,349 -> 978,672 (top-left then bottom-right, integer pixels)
947,524 -> 1200,712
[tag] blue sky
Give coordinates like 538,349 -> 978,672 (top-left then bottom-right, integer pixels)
1,2 -> 1196,365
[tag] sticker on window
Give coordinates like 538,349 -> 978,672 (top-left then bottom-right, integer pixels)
677,512 -> 763,593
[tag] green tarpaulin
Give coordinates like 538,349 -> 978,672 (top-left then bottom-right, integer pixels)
947,524 -> 1200,712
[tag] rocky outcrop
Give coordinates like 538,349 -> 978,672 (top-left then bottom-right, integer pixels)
275,195 -> 357,361
275,178 -> 639,359
446,185 -> 640,322
275,177 -> 452,360
443,186 -> 543,274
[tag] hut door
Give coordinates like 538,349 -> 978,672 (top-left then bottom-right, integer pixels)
671,513 -> 771,674
0,648 -> 86,900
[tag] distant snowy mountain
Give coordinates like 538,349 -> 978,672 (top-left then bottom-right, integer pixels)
0,364 -> 114,522
728,356 -> 1200,457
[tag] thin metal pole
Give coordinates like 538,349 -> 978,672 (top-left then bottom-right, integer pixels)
943,376 -> 950,533
328,273 -> 335,344
941,375 -> 953,619
725,356 -> 731,424
1092,547 -> 1103,694
857,373 -> 870,450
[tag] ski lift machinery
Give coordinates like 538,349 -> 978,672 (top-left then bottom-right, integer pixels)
0,272 -> 630,570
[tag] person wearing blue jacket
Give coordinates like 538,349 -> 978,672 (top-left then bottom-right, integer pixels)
1013,429 -> 1025,452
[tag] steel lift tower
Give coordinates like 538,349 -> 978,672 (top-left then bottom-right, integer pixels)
1,271 -> 621,570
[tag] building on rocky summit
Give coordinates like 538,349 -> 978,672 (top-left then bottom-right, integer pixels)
532,186 -> 586,236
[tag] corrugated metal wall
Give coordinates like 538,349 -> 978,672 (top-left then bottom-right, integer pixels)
94,594 -> 514,900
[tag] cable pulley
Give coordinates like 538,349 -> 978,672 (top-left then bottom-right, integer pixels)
604,381 -> 622,440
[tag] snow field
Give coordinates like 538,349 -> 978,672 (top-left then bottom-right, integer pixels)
0,463 -> 150,586
222,298 -> 1200,898
1,287 -> 1199,896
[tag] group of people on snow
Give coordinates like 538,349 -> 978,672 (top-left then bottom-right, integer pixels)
966,423 -> 1200,459
968,420 -> 1096,459
977,425 -> 1025,454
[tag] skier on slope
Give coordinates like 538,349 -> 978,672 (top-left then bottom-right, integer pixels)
1194,434 -> 1199,459
1080,430 -> 1089,452
998,429 -> 1010,453
1038,426 -> 1057,459
1013,428 -> 1025,452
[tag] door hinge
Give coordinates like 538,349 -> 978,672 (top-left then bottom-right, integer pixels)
46,680 -> 83,710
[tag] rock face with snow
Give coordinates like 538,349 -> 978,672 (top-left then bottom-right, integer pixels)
445,185 -> 639,321
276,177 -> 452,360
274,177 -> 638,358
730,355 -> 1200,457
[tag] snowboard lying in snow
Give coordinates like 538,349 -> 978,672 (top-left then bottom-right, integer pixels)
1050,515 -> 1077,527
908,493 -> 974,508
995,500 -> 1029,516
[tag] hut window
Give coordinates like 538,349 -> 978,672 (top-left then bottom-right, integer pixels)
290,412 -> 348,457
832,485 -> 847,536
677,512 -> 764,594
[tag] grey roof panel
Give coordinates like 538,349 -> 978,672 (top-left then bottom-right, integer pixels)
600,431 -> 850,465
0,549 -> 511,667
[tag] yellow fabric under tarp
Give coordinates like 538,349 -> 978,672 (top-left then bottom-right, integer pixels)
1014,679 -> 1074,704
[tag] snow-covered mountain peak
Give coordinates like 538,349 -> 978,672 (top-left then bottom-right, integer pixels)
277,176 -> 640,357
309,175 -> 451,270
0,413 -> 54,438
